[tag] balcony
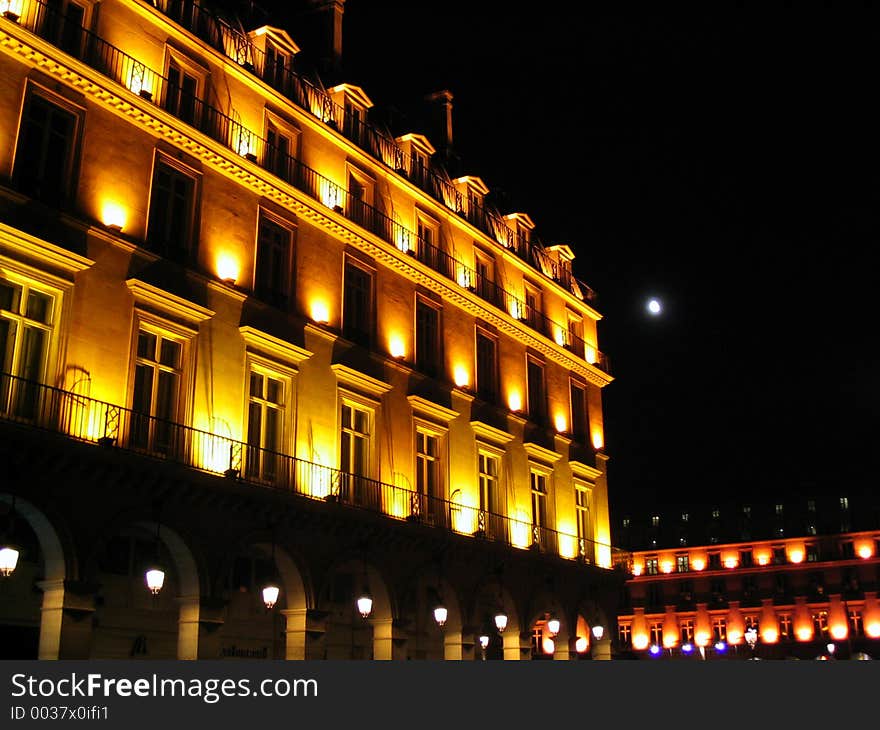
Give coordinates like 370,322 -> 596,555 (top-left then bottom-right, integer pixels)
0,371 -> 627,568
134,0 -> 597,302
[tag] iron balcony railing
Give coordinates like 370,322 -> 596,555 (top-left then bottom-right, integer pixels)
0,371 -> 629,568
1,0 -> 609,374
138,0 -> 596,302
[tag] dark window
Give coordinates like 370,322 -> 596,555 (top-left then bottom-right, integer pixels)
526,358 -> 546,424
772,547 -> 786,565
841,542 -> 855,559
342,262 -> 373,347
255,216 -> 292,308
43,0 -> 86,58
647,583 -> 663,608
739,550 -> 753,568
164,59 -> 199,125
147,161 -> 196,261
475,331 -> 497,401
708,553 -> 722,570
263,44 -> 288,91
415,300 -> 440,376
265,123 -> 295,183
13,94 -> 77,206
570,381 -> 587,441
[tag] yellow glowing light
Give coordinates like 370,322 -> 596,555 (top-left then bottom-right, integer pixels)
866,622 -> 880,639
510,512 -> 531,549
450,493 -> 478,535
796,627 -> 813,642
788,548 -> 804,564
553,327 -> 566,347
857,543 -> 874,559
727,629 -> 742,645
591,429 -> 604,450
320,180 -> 342,210
234,128 -> 256,159
216,253 -> 240,284
307,463 -> 333,499
585,346 -> 597,364
829,624 -> 848,640
761,628 -> 779,644
542,636 -> 555,655
663,632 -> 677,649
691,558 -> 706,571
453,365 -> 470,388
724,557 -> 738,569
756,553 -> 770,566
101,201 -> 127,231
632,563 -> 643,576
394,227 -> 412,254
554,413 -> 567,433
596,544 -> 611,569
508,299 -> 524,320
575,636 -> 588,653
508,391 -> 522,412
310,300 -> 329,324
2,0 -> 24,18
456,265 -> 472,289
126,59 -> 153,99
694,631 -> 711,648
196,432 -> 234,474
557,533 -> 577,560
632,634 -> 650,651
388,335 -> 406,359
660,561 -> 674,574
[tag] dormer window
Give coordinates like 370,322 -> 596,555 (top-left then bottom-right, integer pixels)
502,213 -> 535,259
329,85 -> 374,147
264,41 -> 290,89
249,26 -> 300,93
454,177 -> 490,231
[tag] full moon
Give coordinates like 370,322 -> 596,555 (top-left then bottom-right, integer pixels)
647,299 -> 662,315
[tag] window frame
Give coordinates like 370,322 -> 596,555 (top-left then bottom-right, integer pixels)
253,208 -> 296,309
341,257 -> 375,347
145,151 -> 201,262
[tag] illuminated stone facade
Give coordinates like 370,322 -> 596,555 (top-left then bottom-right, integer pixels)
0,0 -> 625,659
616,501 -> 880,659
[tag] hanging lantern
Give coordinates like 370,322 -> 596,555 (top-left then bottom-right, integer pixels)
262,581 -> 281,610
494,610 -> 508,633
145,565 -> 165,595
357,586 -> 373,618
0,544 -> 20,577
546,617 -> 561,637
433,603 -> 448,628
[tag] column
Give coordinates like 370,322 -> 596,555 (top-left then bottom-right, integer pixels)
177,595 -> 200,660
37,580 -> 97,660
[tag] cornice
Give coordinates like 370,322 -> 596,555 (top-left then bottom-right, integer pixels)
239,326 -> 313,366
0,222 -> 94,276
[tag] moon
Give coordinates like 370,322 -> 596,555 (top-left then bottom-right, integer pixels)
647,298 -> 662,315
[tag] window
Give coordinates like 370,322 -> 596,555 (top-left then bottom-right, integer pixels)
679,619 -> 694,644
475,330 -> 497,402
742,575 -> 757,602
711,509 -> 720,519
147,158 -> 197,261
840,496 -> 849,511
42,0 -> 89,58
254,214 -> 293,308
807,500 -> 816,513
649,621 -> 663,646
712,617 -> 727,642
743,505 -> 751,516
569,380 -> 587,441
645,557 -> 659,576
343,99 -> 365,146
744,615 -> 759,632
679,580 -> 693,601
647,584 -> 663,607
778,613 -> 792,640
415,299 -> 440,377
339,401 -> 376,508
651,515 -> 660,528
265,118 -> 299,183
841,541 -> 855,559
708,553 -> 722,570
530,469 -> 549,550
13,91 -> 79,206
774,573 -> 787,595
622,518 -> 630,529
806,544 -> 819,562
342,261 -> 373,347
263,41 -> 290,91
526,357 -> 546,423
414,428 -> 446,527
346,168 -> 373,229
415,214 -> 440,271
849,609 -> 863,637
0,278 -> 56,419
681,513 -> 689,523
812,610 -> 828,637
618,623 -> 632,647
772,547 -> 786,565
775,504 -> 784,517
245,369 -> 285,483
739,550 -> 753,568
710,578 -> 725,602
473,249 -> 495,304
129,328 -> 184,455
566,312 -> 585,359
676,555 -> 689,573
477,450 -> 504,540
523,283 -> 542,330
164,55 -> 201,126
575,484 -> 592,563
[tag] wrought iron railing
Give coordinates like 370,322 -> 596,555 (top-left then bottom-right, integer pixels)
137,0 -> 597,302
0,371 -> 627,567
1,0 -> 608,373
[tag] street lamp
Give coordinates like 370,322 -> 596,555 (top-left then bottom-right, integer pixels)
1,495 -> 20,578
433,600 -> 448,628
744,626 -> 758,659
494,609 -> 508,633
546,615 -> 560,637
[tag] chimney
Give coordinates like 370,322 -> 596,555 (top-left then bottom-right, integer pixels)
305,0 -> 345,79
425,90 -> 454,164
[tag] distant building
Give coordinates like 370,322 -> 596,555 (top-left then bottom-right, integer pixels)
614,498 -> 880,659
0,0 -> 625,659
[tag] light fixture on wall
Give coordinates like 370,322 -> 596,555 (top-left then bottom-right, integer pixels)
546,614 -> 561,638
144,519 -> 165,596
356,555 -> 372,619
262,528 -> 281,610
0,495 -> 20,578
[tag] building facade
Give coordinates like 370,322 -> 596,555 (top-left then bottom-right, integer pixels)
615,500 -> 880,659
0,0 -> 626,660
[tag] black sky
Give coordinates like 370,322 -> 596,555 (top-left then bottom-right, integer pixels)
279,3 -> 880,517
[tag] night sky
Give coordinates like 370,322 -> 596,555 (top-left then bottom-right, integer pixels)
273,3 -> 879,518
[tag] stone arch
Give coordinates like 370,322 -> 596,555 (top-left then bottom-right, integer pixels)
525,588 -> 572,660
470,578 -> 522,660
399,560 -> 466,660
0,492 -> 70,659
